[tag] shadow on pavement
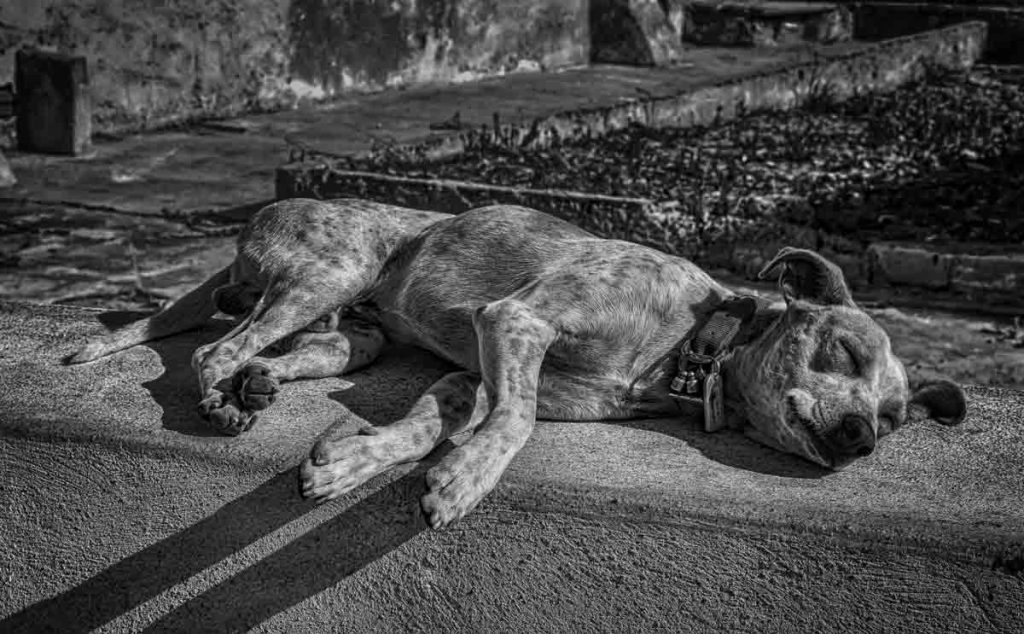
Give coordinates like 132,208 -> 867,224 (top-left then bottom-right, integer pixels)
94,309 -> 235,437
142,453 -> 444,633
611,417 -> 830,479
0,455 -> 444,634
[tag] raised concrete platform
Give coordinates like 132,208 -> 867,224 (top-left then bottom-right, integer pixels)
1,301 -> 1023,632
0,44 -> 866,218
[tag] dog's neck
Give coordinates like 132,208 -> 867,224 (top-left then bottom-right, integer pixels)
718,301 -> 785,427
654,296 -> 784,427
628,295 -> 784,420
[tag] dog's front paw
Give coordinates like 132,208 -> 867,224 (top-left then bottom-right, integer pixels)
421,445 -> 504,530
198,393 -> 258,436
233,362 -> 279,411
299,430 -> 391,503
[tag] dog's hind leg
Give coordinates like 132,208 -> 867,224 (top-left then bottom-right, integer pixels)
234,319 -> 388,412
421,298 -> 557,528
193,272 -> 369,435
65,265 -> 232,364
300,370 -> 489,503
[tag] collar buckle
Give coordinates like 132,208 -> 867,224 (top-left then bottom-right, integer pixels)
670,343 -> 727,433
669,295 -> 762,433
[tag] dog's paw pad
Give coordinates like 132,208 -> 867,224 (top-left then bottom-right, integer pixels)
198,394 -> 227,418
204,401 -> 258,436
234,362 -> 279,411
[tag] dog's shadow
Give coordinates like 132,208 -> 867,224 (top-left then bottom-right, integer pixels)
610,418 -> 829,479
95,310 -> 238,437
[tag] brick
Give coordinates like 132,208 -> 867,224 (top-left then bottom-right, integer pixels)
867,243 -> 953,290
951,252 -> 1024,294
15,49 -> 92,155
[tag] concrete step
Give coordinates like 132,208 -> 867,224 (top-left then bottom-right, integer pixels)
1,301 -> 1023,631
684,1 -> 854,46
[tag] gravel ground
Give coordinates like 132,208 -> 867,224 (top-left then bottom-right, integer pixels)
380,65 -> 1024,245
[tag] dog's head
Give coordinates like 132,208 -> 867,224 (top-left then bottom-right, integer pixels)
727,247 -> 967,470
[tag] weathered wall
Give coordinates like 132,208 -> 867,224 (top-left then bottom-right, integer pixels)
589,0 -> 687,66
0,0 -> 588,134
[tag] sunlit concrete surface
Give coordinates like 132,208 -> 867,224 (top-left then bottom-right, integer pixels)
1,301 -> 1023,632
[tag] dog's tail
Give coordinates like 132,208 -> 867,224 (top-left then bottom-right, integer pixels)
65,265 -> 232,364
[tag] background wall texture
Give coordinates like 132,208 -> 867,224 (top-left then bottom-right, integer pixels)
0,0 -> 589,134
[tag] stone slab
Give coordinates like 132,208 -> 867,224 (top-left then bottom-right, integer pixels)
868,241 -> 1024,299
1,301 -> 1023,631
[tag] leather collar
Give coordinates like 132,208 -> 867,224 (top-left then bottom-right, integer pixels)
669,295 -> 769,431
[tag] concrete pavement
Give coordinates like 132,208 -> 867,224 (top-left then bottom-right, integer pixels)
1,301 -> 1023,632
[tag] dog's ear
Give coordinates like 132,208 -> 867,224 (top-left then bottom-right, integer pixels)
908,379 -> 968,426
757,247 -> 855,307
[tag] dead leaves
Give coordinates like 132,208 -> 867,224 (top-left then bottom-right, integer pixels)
372,65 -> 1024,245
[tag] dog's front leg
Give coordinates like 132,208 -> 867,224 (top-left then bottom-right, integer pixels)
421,299 -> 557,529
300,370 -> 488,502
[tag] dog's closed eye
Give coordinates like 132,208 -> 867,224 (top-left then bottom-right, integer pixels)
812,338 -> 861,376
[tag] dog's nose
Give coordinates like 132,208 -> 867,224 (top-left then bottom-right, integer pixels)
840,414 -> 876,457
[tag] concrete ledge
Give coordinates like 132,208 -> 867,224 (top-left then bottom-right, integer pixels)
2,301 -> 1024,631
275,167 -> 668,239
847,1 -> 1024,62
284,21 -> 985,164
869,242 -> 1024,297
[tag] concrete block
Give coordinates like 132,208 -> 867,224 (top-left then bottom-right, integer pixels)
951,251 -> 1024,294
868,243 -> 953,290
684,1 -> 854,47
15,49 -> 91,155
590,0 -> 688,65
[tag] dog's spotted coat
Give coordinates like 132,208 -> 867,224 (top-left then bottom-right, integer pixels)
69,199 -> 967,528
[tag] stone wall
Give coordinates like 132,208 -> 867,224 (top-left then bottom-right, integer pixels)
0,0 -> 588,134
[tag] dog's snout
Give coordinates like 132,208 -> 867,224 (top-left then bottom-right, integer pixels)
840,414 -> 876,457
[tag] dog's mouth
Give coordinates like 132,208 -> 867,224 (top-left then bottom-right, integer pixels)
784,396 -> 842,470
